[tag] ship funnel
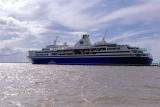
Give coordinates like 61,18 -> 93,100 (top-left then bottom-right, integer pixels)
74,34 -> 92,48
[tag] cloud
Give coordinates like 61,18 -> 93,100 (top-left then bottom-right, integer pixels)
98,0 -> 160,25
41,0 -> 104,29
109,29 -> 160,42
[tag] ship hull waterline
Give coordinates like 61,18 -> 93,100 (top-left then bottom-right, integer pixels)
30,56 -> 153,65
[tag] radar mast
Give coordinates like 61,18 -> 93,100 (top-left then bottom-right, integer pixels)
53,36 -> 59,46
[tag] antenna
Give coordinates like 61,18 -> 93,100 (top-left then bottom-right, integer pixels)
102,31 -> 107,42
53,36 -> 59,46
104,31 -> 107,36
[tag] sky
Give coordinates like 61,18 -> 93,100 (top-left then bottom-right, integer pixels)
0,0 -> 160,62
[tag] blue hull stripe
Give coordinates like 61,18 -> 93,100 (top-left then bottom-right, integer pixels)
31,57 -> 152,65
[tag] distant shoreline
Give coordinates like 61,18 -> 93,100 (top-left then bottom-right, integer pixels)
0,62 -> 30,63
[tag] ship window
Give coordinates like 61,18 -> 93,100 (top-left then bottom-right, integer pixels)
107,48 -> 120,50
136,54 -> 141,56
80,41 -> 83,44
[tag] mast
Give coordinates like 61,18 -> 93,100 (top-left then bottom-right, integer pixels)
53,36 -> 59,46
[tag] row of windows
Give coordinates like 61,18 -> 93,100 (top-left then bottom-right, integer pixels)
107,48 -> 120,50
135,54 -> 146,56
96,51 -> 130,53
35,54 -> 48,56
132,50 -> 143,53
36,47 -> 122,54
35,51 -> 128,56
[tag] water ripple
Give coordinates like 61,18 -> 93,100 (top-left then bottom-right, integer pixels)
0,63 -> 160,107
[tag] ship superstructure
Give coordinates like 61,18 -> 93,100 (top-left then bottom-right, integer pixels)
28,34 -> 153,65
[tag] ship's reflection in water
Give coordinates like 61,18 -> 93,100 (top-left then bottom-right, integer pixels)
0,63 -> 160,107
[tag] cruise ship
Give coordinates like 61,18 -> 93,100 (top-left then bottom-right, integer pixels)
28,34 -> 153,65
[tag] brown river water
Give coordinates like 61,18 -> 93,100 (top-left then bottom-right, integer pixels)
0,63 -> 160,107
